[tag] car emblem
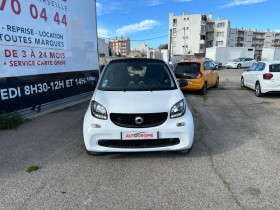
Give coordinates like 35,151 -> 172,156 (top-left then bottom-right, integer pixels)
135,116 -> 144,125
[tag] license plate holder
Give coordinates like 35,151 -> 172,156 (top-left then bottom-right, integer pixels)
121,131 -> 158,140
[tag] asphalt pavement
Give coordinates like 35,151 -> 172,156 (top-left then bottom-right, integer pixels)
1,68 -> 280,209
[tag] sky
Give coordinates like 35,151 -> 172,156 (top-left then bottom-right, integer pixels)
96,0 -> 280,49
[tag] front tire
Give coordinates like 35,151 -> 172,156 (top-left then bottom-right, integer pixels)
255,82 -> 263,97
200,83 -> 207,95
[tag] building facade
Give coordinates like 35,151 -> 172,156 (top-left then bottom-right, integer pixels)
98,38 -> 109,58
109,37 -> 131,56
133,43 -> 149,56
229,28 -> 280,60
169,12 -> 280,60
169,12 -> 230,56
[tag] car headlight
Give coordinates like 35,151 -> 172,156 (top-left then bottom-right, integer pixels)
91,101 -> 108,120
170,99 -> 186,119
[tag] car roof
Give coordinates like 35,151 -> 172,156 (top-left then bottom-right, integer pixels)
178,60 -> 205,64
109,58 -> 166,64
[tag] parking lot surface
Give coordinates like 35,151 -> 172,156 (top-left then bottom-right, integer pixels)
1,68 -> 280,209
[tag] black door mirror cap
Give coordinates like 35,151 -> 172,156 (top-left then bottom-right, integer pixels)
179,79 -> 189,88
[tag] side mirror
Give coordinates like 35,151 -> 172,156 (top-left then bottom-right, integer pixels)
179,79 -> 189,87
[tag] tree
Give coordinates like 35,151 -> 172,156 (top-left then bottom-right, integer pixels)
109,48 -> 113,56
158,43 -> 168,49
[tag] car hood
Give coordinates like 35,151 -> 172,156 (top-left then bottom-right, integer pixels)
93,89 -> 184,113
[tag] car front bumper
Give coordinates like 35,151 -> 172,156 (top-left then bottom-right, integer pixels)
83,108 -> 194,153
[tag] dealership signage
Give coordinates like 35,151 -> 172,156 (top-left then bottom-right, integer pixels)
0,0 -> 99,112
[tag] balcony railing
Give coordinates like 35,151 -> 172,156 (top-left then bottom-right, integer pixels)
200,30 -> 206,34
253,35 -> 265,39
206,37 -> 214,41
252,42 -> 264,45
272,43 -> 280,47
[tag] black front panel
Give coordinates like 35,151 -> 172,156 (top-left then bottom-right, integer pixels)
98,139 -> 180,149
110,112 -> 168,128
0,70 -> 99,113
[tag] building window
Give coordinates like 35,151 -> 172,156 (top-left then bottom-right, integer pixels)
216,41 -> 224,46
217,22 -> 225,28
173,28 -> 177,35
217,32 -> 224,37
184,17 -> 189,21
173,19 -> 177,27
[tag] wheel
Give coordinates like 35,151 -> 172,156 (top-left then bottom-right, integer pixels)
237,64 -> 241,69
241,77 -> 244,87
255,82 -> 263,97
85,148 -> 106,156
214,77 -> 219,88
199,83 -> 207,95
175,145 -> 193,154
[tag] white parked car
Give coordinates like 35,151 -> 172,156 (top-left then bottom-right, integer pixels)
241,61 -> 280,97
226,57 -> 256,69
83,58 -> 194,155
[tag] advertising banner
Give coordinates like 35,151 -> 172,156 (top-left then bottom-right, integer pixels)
0,0 -> 99,112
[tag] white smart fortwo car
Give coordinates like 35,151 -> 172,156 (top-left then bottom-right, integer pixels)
83,58 -> 194,155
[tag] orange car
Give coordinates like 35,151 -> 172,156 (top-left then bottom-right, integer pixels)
174,60 -> 219,95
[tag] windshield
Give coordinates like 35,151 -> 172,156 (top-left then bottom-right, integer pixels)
98,60 -> 177,91
232,58 -> 243,62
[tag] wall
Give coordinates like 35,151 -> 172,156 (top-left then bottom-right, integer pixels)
133,43 -> 149,55
262,48 -> 280,60
161,49 -> 169,63
206,47 -> 255,66
98,38 -> 109,57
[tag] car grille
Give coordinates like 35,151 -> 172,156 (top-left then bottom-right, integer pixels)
110,112 -> 168,128
98,138 -> 180,149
